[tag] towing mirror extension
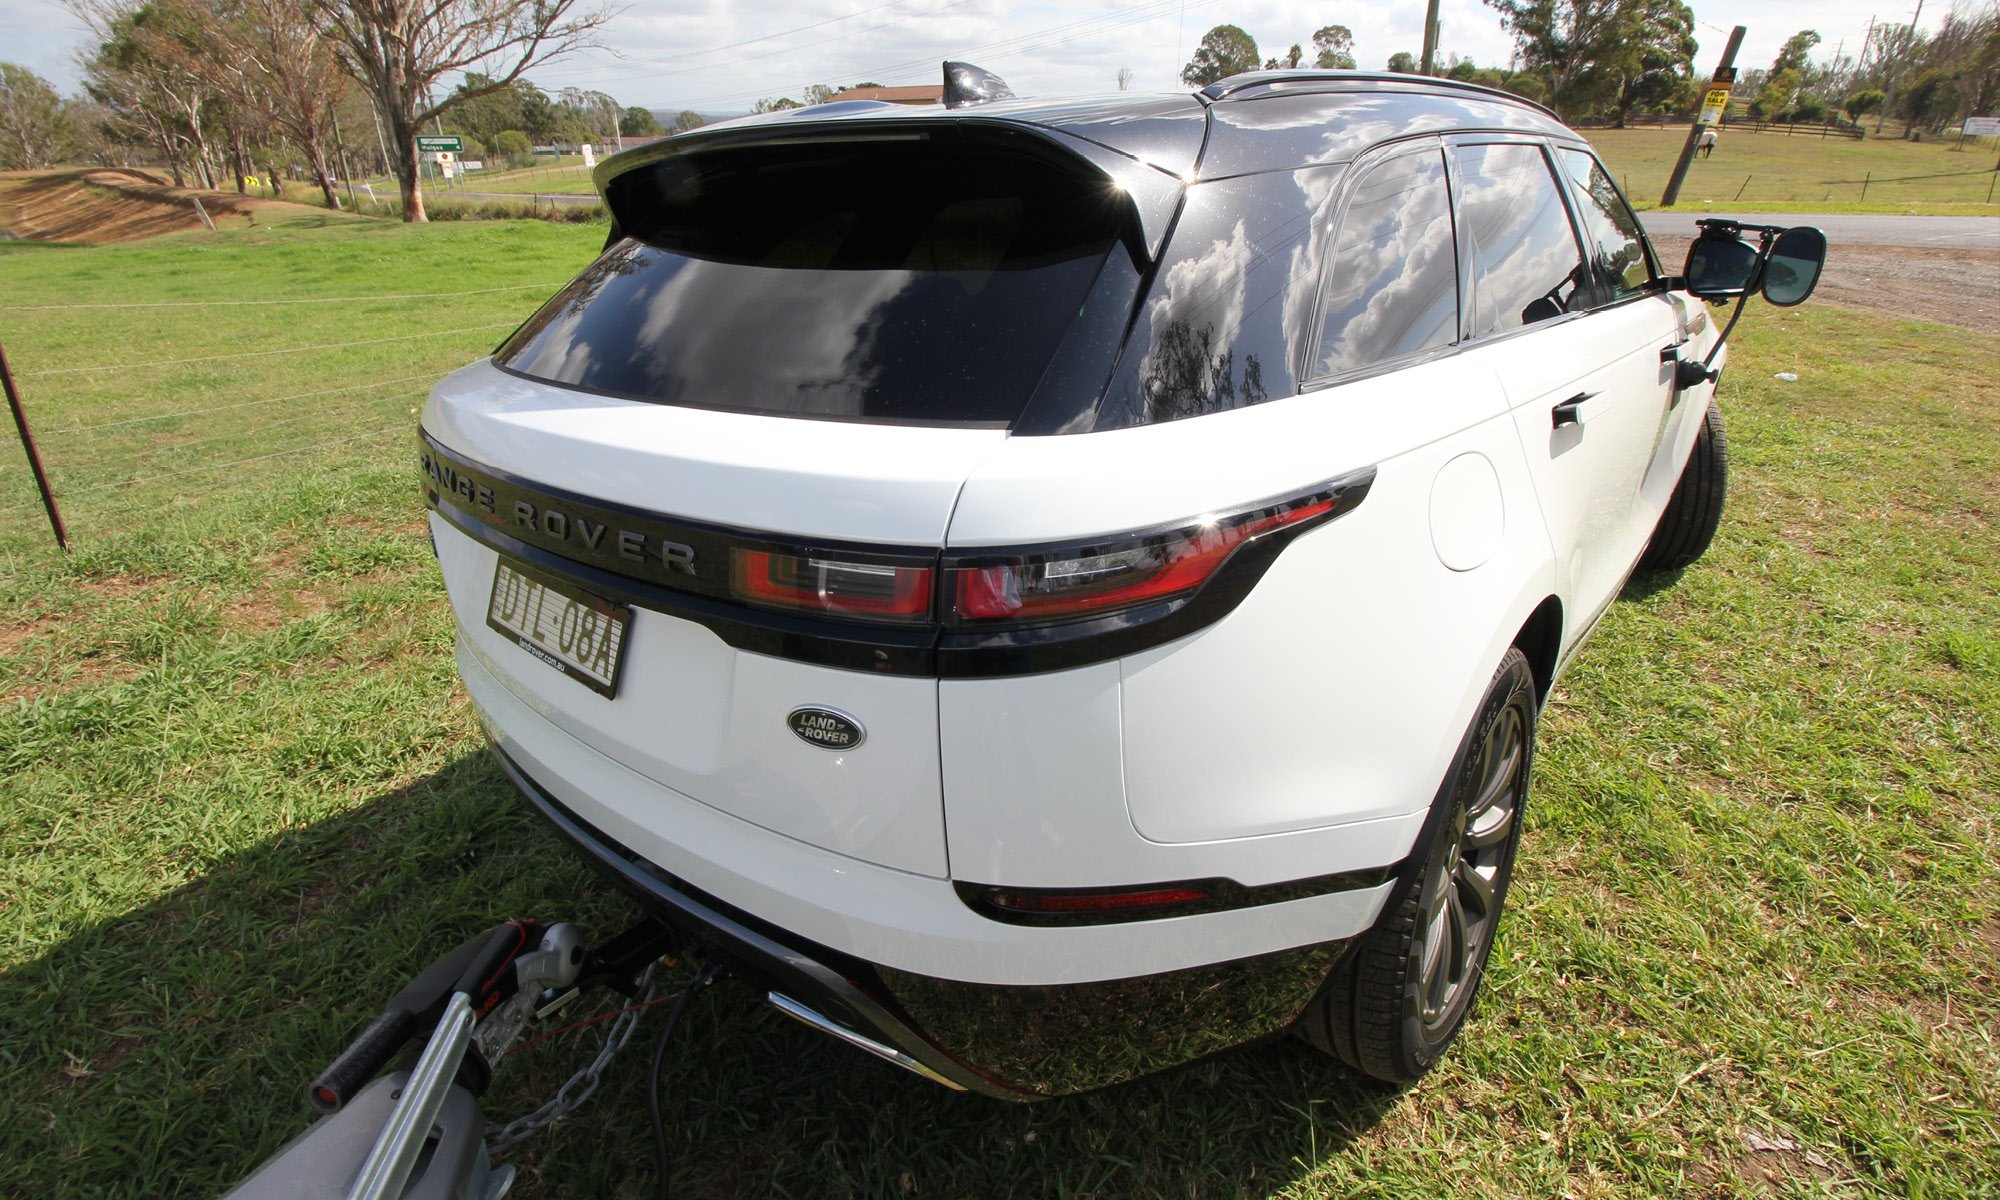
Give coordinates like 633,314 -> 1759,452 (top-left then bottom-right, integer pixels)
1675,218 -> 1829,382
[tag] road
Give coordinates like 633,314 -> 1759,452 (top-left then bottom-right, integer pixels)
1640,211 -> 1999,250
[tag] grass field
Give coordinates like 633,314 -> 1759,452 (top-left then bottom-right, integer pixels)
1585,124 -> 2000,213
2,223 -> 1997,1198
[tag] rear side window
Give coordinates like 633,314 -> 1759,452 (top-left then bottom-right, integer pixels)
1313,146 -> 1458,379
1454,143 -> 1588,338
1557,148 -> 1655,305
496,138 -> 1133,425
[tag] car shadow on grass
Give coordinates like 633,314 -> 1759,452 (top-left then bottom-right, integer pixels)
2,750 -> 1403,1199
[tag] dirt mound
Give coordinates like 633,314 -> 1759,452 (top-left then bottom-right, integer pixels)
0,167 -> 352,244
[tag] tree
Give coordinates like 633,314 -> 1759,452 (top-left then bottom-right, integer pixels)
1487,0 -> 1695,121
1772,30 -> 1821,77
1387,51 -> 1417,73
1116,66 -> 1134,90
673,110 -> 703,133
619,105 -> 660,136
0,64 -> 78,169
1755,67 -> 1803,120
211,0 -> 351,209
493,128 -> 531,165
1842,88 -> 1885,120
802,83 -> 838,105
321,0 -> 612,222
75,2 -> 216,188
752,96 -> 801,113
1181,24 -> 1260,86
1611,0 -> 1695,127
1313,25 -> 1356,69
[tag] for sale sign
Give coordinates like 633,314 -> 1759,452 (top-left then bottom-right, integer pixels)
1963,116 -> 2000,136
1699,87 -> 1732,125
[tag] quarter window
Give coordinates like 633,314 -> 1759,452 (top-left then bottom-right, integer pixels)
1314,147 -> 1458,379
1557,148 -> 1655,305
1454,143 -> 1589,338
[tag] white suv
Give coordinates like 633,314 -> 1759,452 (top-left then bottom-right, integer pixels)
420,71 -> 1817,1096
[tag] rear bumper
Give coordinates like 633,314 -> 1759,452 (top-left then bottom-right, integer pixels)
495,741 -> 1359,1097
487,741 -> 1026,1097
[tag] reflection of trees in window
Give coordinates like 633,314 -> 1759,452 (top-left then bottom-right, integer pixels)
1142,321 -> 1267,423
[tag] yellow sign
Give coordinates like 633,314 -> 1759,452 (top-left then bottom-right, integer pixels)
1699,87 -> 1732,124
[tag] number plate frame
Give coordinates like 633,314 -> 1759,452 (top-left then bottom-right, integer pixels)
485,558 -> 633,698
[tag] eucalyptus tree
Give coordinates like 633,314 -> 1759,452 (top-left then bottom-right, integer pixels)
319,0 -> 611,221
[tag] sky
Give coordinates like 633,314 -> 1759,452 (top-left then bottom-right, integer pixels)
1,0 -> 1952,115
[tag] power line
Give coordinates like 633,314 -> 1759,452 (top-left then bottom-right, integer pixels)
63,372 -> 445,434
1,423 -> 410,512
538,0 -> 983,89
20,323 -> 518,378
61,387 -> 424,474
642,0 -> 1216,112
0,284 -> 564,312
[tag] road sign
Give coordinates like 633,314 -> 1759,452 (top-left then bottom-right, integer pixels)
1699,87 -> 1732,125
416,135 -> 463,153
1963,116 -> 2000,136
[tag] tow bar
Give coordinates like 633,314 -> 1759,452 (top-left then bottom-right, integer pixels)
226,917 -> 715,1200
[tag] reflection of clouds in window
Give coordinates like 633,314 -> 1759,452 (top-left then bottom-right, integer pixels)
1279,164 -> 1347,360
1558,149 -> 1650,300
1457,144 -> 1586,337
1316,149 -> 1456,378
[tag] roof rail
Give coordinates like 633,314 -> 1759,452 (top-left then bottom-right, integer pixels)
1199,70 -> 1560,121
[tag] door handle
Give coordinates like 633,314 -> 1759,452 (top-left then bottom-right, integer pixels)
1551,391 -> 1599,428
1660,339 -> 1689,363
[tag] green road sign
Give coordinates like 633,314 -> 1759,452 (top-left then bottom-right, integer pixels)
416,135 -> 463,153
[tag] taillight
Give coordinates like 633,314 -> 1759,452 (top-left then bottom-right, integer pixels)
948,497 -> 1336,622
731,550 -> 933,622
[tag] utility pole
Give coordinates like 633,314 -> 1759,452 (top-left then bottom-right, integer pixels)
330,108 -> 358,212
1661,24 -> 1747,207
1878,0 -> 1923,136
1420,0 -> 1442,75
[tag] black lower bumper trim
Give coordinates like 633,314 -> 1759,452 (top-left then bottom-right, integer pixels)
485,742 -> 1034,1099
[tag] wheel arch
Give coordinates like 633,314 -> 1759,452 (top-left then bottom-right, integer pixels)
1511,595 -> 1563,708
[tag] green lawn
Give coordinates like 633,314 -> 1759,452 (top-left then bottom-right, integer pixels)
1,223 -> 1996,1197
1586,124 -> 2000,213
460,157 -> 596,196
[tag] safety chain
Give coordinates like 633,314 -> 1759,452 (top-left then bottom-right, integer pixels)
487,963 -> 660,1155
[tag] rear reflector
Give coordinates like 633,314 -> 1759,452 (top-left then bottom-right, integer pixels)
731,550 -> 933,622
984,886 -> 1210,914
950,497 -> 1336,622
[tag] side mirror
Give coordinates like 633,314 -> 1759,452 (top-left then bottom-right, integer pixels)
1762,226 -> 1827,307
1684,235 -> 1761,300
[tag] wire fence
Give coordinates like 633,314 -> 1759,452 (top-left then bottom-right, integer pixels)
1,281 -> 563,546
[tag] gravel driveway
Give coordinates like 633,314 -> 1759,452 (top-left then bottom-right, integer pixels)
1651,234 -> 2000,335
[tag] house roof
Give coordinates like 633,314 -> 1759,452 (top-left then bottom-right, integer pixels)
831,85 -> 942,105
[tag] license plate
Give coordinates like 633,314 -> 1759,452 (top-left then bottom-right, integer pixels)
486,559 -> 631,698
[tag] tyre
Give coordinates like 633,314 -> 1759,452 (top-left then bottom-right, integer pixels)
1639,401 -> 1728,572
1298,648 -> 1536,1084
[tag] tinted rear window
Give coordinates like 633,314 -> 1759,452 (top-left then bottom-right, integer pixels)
496,137 -> 1132,425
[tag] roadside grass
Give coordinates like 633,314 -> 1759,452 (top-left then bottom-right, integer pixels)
0,221 -> 1996,1198
1587,125 -> 2000,213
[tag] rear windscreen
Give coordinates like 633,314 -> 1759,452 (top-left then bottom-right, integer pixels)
495,136 -> 1132,425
